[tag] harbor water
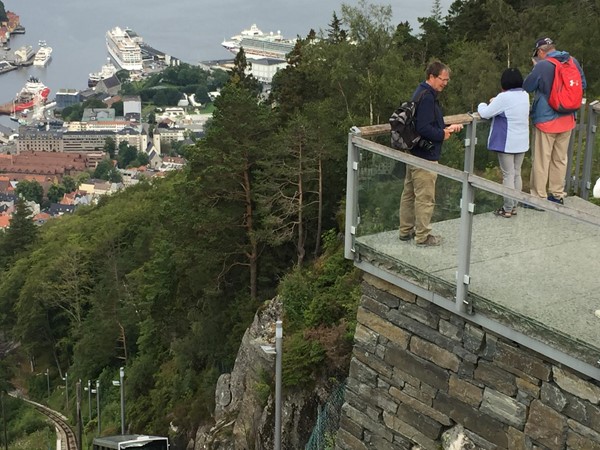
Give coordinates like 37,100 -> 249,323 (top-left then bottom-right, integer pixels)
0,0 -> 451,128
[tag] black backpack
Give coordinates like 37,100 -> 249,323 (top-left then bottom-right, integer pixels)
389,89 -> 428,150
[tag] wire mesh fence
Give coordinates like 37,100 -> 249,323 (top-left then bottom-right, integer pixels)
304,382 -> 346,450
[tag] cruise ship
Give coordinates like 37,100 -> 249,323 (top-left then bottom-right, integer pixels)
33,41 -> 53,66
106,26 -> 143,71
221,24 -> 295,60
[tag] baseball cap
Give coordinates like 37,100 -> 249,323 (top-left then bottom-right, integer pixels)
533,37 -> 554,57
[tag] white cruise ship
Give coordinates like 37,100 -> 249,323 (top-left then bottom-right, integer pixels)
106,26 -> 143,71
221,24 -> 295,60
33,41 -> 53,66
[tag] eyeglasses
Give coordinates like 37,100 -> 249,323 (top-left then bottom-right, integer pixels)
437,76 -> 450,82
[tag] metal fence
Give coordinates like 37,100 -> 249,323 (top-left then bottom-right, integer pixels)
304,383 -> 346,450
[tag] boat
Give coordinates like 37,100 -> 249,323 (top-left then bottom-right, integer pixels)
14,45 -> 35,64
221,24 -> 295,60
12,76 -> 51,114
105,26 -> 143,71
0,60 -> 17,74
33,41 -> 53,66
88,59 -> 118,87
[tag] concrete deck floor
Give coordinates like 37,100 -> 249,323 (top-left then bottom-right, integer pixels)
355,197 -> 600,367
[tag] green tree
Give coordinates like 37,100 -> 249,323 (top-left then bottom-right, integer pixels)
188,83 -> 275,300
93,159 -> 122,182
47,183 -> 66,204
62,175 -> 78,193
15,180 -> 44,204
0,198 -> 38,268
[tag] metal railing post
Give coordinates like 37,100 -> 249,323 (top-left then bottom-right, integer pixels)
455,119 -> 477,313
345,127 -> 361,260
581,101 -> 599,199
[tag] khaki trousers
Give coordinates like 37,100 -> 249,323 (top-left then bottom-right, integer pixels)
530,128 -> 572,199
399,164 -> 437,243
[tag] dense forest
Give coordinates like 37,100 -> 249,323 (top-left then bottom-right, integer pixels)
1,0 -> 599,447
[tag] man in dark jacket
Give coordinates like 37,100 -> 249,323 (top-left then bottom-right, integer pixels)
523,37 -> 586,204
399,61 -> 462,247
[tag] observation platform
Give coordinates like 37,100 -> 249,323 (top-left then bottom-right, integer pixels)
346,105 -> 600,378
355,196 -> 600,368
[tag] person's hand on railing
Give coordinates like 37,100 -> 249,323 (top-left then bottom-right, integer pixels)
444,124 -> 463,139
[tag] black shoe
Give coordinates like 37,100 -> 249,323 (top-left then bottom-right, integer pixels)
547,194 -> 564,205
399,230 -> 415,241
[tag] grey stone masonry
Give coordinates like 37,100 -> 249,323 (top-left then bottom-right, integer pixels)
336,275 -> 600,449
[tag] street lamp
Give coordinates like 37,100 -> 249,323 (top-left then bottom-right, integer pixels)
83,380 -> 92,421
61,372 -> 68,409
112,367 -> 125,435
96,380 -> 101,435
260,320 -> 283,450
45,369 -> 50,402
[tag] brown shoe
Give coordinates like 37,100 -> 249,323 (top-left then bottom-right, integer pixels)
416,235 -> 441,247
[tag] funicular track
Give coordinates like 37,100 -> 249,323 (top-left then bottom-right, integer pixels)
12,394 -> 78,450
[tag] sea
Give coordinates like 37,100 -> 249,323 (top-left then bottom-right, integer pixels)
0,0 -> 451,128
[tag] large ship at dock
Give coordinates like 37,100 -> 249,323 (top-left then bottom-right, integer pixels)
11,76 -> 50,113
106,26 -> 143,71
33,41 -> 53,66
221,24 -> 295,60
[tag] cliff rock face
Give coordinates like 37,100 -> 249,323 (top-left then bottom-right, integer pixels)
193,298 -> 320,450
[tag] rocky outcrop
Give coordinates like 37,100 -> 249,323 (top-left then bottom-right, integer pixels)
193,297 -> 325,450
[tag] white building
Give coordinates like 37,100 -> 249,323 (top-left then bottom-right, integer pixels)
247,58 -> 288,84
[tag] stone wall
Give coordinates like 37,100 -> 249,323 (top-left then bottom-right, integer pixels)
336,274 -> 600,450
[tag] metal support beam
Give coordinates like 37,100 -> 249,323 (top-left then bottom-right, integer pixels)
345,128 -> 361,260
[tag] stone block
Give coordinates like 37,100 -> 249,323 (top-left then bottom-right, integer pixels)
382,411 -> 439,450
384,346 -> 449,391
494,341 -> 551,382
389,386 -> 452,426
540,382 -> 567,412
409,335 -> 460,372
433,391 -> 508,447
439,319 -> 463,341
507,426 -> 528,450
343,402 -> 394,443
368,434 -> 409,450
353,346 -> 394,380
474,360 -> 517,396
567,419 -> 600,444
564,399 -> 600,434
524,399 -> 567,450
452,345 -> 478,364
336,428 -> 368,450
481,334 -> 498,361
463,323 -> 485,354
398,300 -> 439,329
449,375 -> 483,407
457,360 -> 476,379
339,413 -> 364,440
361,294 -> 391,318
553,366 -> 600,405
516,377 -> 540,399
356,384 -> 398,414
387,309 -> 456,353
391,367 -> 420,391
354,323 -> 378,353
357,307 -> 410,350
393,403 -> 443,440
567,430 -> 600,450
363,273 -> 413,305
480,387 -> 527,429
350,357 -> 378,388
400,383 -> 433,406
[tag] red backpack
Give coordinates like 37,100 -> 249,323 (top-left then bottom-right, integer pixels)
546,56 -> 583,113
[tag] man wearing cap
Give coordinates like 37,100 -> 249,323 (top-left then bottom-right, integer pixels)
523,37 -> 586,205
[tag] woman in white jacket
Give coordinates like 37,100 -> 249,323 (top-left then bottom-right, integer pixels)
477,68 -> 530,218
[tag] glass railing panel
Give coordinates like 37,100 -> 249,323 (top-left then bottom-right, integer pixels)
354,147 -> 464,299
